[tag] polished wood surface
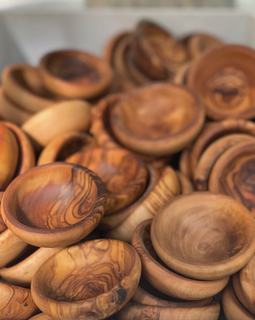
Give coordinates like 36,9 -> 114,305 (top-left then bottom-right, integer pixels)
66,148 -> 148,214
2,163 -> 106,247
0,192 -> 6,233
132,219 -> 229,300
179,146 -> 193,179
151,192 -> 255,280
176,171 -> 194,194
31,239 -> 141,320
29,314 -> 54,320
111,83 -> 205,156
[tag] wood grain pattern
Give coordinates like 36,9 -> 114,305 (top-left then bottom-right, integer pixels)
132,219 -> 229,300
104,31 -> 131,65
39,50 -> 113,99
117,301 -> 220,320
111,83 -> 205,156
106,166 -> 180,242
0,280 -> 39,319
209,140 -> 255,217
66,148 -> 148,214
0,192 -> 6,233
31,239 -> 141,320
186,34 -> 223,59
187,45 -> 255,120
29,314 -> 54,320
179,146 -> 193,179
151,192 -> 255,280
37,131 -> 97,166
194,134 -> 255,191
2,162 -> 106,247
176,171 -> 193,194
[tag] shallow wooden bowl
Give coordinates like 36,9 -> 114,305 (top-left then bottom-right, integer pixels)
194,134 -> 255,191
2,163 -> 106,247
209,140 -> 255,217
179,145 -> 193,179
22,100 -> 91,150
187,45 -> 255,120
0,280 -> 39,319
2,63 -> 55,112
0,192 -> 6,233
222,282 -> 255,320
31,239 -> 141,320
117,300 -> 220,320
39,50 -> 113,99
111,83 -> 205,156
132,219 -> 229,300
37,131 -> 96,166
104,31 -> 131,65
151,192 -> 255,280
66,148 -> 148,214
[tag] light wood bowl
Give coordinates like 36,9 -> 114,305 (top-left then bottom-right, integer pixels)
151,192 -> 255,280
66,148 -> 148,214
179,145 -> 193,179
31,239 -> 141,320
209,140 -> 255,217
2,163 -> 106,247
187,45 -> 255,120
39,50 -> 113,99
0,280 -> 39,319
37,131 -> 96,166
110,83 -> 205,156
132,219 -> 229,300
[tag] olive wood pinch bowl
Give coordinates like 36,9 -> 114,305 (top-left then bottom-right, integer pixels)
222,282 -> 255,320
111,83 -> 205,156
176,170 -> 194,194
151,192 -> 255,280
2,63 -> 55,112
187,45 -> 255,120
2,162 -> 107,247
209,140 -> 255,217
104,31 -> 131,65
0,280 -> 39,319
31,239 -> 141,320
117,300 -> 220,320
37,131 -> 96,166
39,50 -> 113,99
132,219 -> 229,300
66,148 -> 148,214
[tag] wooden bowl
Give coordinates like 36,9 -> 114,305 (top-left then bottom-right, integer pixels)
179,145 -> 193,179
21,100 -> 91,150
0,87 -> 32,125
0,192 -> 6,233
29,314 -> 53,320
151,192 -> 255,280
194,134 -> 255,191
39,50 -> 113,99
2,163 -> 107,247
66,148 -> 148,214
172,60 -> 193,85
31,239 -> 141,320
104,31 -> 131,65
0,280 -> 39,319
222,282 -> 255,320
110,83 -> 205,156
106,166 -> 180,243
2,63 -> 55,112
117,300 -> 220,320
176,171 -> 194,194
209,140 -> 255,217
132,219 -> 229,300
187,45 -> 255,120
0,246 -> 63,287
37,131 -> 96,166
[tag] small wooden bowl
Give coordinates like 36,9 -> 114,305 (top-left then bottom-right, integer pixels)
66,148 -> 148,214
111,83 -> 205,156
0,87 -> 32,125
179,145 -> 193,179
117,300 -> 220,320
39,50 -> 113,99
132,219 -> 229,300
187,45 -> 255,120
31,239 -> 141,320
2,163 -> 106,247
2,63 -> 55,112
151,192 -> 255,280
22,100 -> 91,151
194,134 -> 255,191
209,140 -> 255,217
106,166 -> 180,243
104,31 -> 131,65
37,131 -> 96,166
0,192 -> 7,233
172,60 -> 193,85
176,170 -> 194,194
0,280 -> 39,319
222,282 -> 255,320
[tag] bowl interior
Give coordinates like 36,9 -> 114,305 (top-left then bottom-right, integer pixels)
38,240 -> 134,302
8,164 -> 98,229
